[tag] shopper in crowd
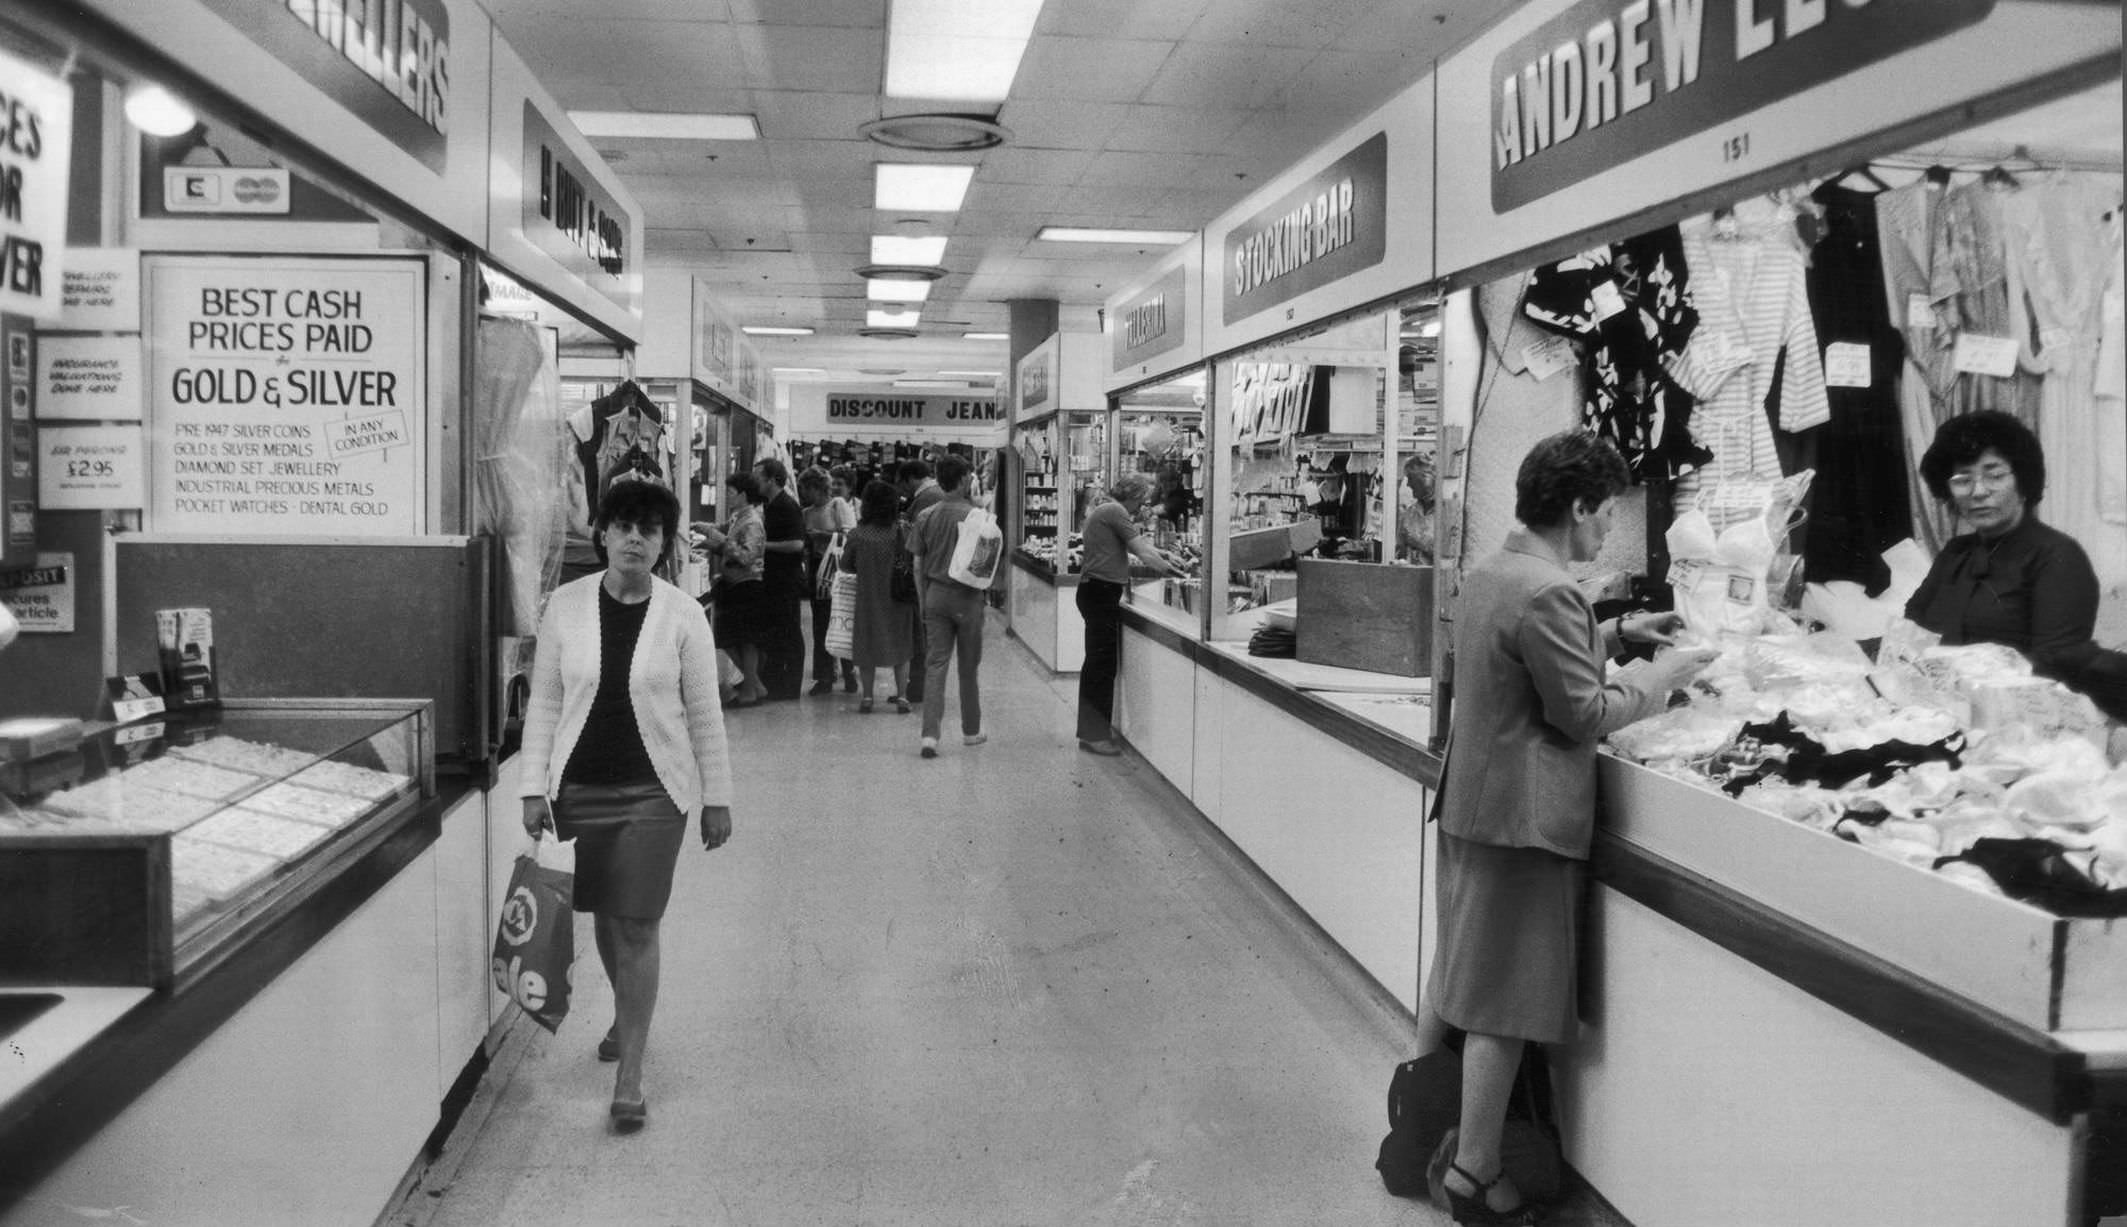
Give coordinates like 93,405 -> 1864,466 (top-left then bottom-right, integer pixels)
753,457 -> 809,701
1427,431 -> 1714,1224
1399,451 -> 1439,565
1905,409 -> 2127,720
519,478 -> 734,1135
799,465 -> 858,696
695,472 -> 768,707
897,458 -> 944,703
829,465 -> 861,522
840,479 -> 919,714
908,454 -> 987,758
1076,472 -> 1177,756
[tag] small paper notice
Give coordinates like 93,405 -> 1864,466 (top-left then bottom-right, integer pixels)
1521,336 -> 1576,381
1906,293 -> 1938,329
1823,342 -> 1872,388
1590,280 -> 1628,322
1953,333 -> 2018,378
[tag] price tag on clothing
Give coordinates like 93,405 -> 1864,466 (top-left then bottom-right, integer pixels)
1823,342 -> 1872,388
1521,336 -> 1576,381
1905,293 -> 1938,329
1698,330 -> 1754,377
1590,280 -> 1629,322
2039,327 -> 2075,353
1953,333 -> 2018,378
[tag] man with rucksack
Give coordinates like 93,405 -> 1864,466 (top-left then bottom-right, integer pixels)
906,455 -> 987,759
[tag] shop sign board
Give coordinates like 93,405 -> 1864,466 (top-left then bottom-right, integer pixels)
1110,266 -> 1188,371
0,551 -> 73,633
53,249 -> 141,333
738,345 -> 761,410
143,256 -> 426,536
1487,0 -> 1993,212
36,337 -> 144,422
0,46 -> 74,321
823,392 -> 1001,426
39,424 -> 144,509
1437,0 -> 2118,278
693,280 -> 736,393
1222,134 -> 1388,327
521,105 -> 628,295
1015,335 -> 1058,422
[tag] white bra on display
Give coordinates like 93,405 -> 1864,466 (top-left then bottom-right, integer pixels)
1666,507 -> 1779,571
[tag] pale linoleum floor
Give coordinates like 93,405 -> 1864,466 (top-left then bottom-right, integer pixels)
409,618 -> 1603,1227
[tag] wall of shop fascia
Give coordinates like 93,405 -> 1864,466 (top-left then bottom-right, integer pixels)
1101,237 -> 1205,395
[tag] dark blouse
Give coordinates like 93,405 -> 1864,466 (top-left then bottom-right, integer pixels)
563,584 -> 659,786
1904,516 -> 2127,719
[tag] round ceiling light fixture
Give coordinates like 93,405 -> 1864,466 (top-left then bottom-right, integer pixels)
859,113 -> 1012,153
858,368 -> 906,376
857,327 -> 920,340
854,263 -> 948,283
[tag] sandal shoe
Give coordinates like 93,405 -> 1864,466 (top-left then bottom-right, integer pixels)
597,1027 -> 619,1062
1440,1160 -> 1538,1226
609,1095 -> 648,1134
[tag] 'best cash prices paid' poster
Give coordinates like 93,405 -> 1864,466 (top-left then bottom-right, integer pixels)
146,256 -> 426,535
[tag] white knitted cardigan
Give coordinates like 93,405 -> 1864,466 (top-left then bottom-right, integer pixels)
518,574 -> 732,813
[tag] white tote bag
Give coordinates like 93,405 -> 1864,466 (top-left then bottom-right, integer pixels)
825,571 -> 858,659
946,508 -> 1004,590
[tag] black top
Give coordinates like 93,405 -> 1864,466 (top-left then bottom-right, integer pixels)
1904,515 -> 2127,720
762,490 -> 806,596
563,584 -> 658,786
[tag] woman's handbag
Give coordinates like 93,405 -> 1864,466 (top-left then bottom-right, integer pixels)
491,843 -> 574,1034
825,570 -> 858,659
890,544 -> 918,605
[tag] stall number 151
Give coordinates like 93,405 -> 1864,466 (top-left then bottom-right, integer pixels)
1721,132 -> 1752,163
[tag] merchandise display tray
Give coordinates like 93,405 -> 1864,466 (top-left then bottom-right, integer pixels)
1599,755 -> 2127,1033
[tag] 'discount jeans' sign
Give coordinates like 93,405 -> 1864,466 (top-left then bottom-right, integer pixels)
1489,0 -> 1993,212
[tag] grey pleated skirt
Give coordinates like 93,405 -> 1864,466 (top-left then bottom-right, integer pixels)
1427,832 -> 1584,1045
555,780 -> 687,920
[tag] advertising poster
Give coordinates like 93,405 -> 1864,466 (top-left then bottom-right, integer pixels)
0,46 -> 73,320
145,256 -> 426,535
37,336 -> 144,421
39,423 -> 144,509
52,248 -> 141,332
0,551 -> 74,633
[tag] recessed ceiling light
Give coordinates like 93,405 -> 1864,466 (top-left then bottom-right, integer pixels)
567,110 -> 759,140
124,84 -> 196,137
963,332 -> 1008,341
861,113 -> 1013,152
858,327 -> 920,340
867,307 -> 922,329
868,279 -> 931,304
743,325 -> 815,336
875,164 -> 974,212
894,380 -> 971,389
859,368 -> 906,376
872,235 -> 949,266
854,264 -> 948,283
1036,227 -> 1194,246
885,0 -> 1042,102
936,370 -> 1000,378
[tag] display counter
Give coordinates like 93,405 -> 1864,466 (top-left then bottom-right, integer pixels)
0,702 -> 504,1226
1005,549 -> 1085,673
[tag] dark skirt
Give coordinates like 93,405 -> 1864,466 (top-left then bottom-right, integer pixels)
555,779 -> 687,920
1427,833 -> 1584,1044
712,577 -> 767,649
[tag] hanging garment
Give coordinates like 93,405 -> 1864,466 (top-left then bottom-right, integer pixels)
1937,181 -> 2044,426
1805,181 -> 1912,590
1877,177 -> 1960,550
1671,211 -> 1832,491
569,381 -> 668,525
2098,214 -> 2127,537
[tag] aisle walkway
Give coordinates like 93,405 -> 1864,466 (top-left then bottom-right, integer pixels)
411,622 -> 1514,1226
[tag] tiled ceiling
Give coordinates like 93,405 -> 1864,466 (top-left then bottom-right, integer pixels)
481,0 -> 1499,382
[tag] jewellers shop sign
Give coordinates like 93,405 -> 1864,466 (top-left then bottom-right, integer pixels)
1112,266 -> 1187,371
1489,0 -> 1992,212
1222,133 -> 1387,327
826,393 -> 1001,425
524,104 -> 628,290
200,0 -> 454,172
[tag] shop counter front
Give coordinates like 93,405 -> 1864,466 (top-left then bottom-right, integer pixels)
1006,550 -> 1085,673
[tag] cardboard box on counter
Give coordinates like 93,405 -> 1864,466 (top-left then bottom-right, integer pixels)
1296,559 -> 1433,677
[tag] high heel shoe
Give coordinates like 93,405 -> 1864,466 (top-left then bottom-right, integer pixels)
1439,1161 -> 1538,1226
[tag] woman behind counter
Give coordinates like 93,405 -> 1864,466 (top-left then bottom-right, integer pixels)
1076,472 -> 1177,756
519,479 -> 734,1134
1428,432 -> 1713,1224
1905,410 -> 2127,720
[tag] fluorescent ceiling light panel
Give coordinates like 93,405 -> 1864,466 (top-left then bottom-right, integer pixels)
875,163 -> 975,212
936,370 -> 999,378
868,279 -> 931,303
885,0 -> 1043,102
893,380 -> 968,389
742,325 -> 815,336
871,235 -> 949,265
1037,226 -> 1195,245
567,110 -> 759,140
963,331 -> 1008,341
868,307 -> 923,329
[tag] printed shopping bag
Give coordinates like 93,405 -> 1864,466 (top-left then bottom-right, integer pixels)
825,570 -> 858,659
491,848 -> 574,1033
814,532 -> 845,600
946,508 -> 1004,590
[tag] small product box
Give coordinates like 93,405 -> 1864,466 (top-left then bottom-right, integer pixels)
0,716 -> 85,762
157,607 -> 221,710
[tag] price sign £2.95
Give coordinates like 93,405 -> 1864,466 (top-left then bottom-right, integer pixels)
145,256 -> 427,536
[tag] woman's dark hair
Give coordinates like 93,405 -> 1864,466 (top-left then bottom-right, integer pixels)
593,479 -> 682,565
1919,410 -> 2045,505
858,480 -> 900,527
725,472 -> 765,505
829,464 -> 856,489
1514,430 -> 1630,529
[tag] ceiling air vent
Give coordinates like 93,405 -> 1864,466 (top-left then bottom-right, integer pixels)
859,113 -> 1012,152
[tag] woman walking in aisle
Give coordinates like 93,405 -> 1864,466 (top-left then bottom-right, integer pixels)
696,472 -> 769,707
1427,432 -> 1712,1222
800,465 -> 859,695
1075,472 -> 1177,755
519,479 -> 734,1134
839,480 -> 918,713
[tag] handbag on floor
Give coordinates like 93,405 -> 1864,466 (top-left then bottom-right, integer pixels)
889,543 -> 918,604
825,570 -> 857,659
1375,1038 -> 1561,1203
491,843 -> 574,1034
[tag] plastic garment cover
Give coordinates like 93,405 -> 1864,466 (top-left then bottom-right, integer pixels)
473,318 -> 568,635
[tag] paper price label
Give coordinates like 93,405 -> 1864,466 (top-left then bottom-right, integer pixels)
1699,331 -> 1754,376
1521,336 -> 1576,381
1953,333 -> 2018,378
1906,293 -> 1938,329
1823,342 -> 1872,388
1590,280 -> 1628,322
112,695 -> 165,723
2039,327 -> 2074,353
115,715 -> 166,740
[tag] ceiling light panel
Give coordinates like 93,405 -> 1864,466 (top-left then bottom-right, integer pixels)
742,325 -> 814,336
886,0 -> 1043,102
568,110 -> 760,140
868,307 -> 923,329
963,332 -> 1008,341
1036,226 -> 1195,245
874,163 -> 975,212
871,235 -> 949,265
868,279 -> 931,303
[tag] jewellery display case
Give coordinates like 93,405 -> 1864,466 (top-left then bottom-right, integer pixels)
0,699 -> 435,991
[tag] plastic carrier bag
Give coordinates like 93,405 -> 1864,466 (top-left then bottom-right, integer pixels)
947,508 -> 1004,590
491,846 -> 574,1033
825,571 -> 857,659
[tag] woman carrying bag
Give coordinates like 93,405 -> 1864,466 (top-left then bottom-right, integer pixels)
800,465 -> 858,695
521,478 -> 735,1134
839,479 -> 918,713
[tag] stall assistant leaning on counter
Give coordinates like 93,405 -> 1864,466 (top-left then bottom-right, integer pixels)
1425,432 -> 1715,1225
1077,472 -> 1178,756
520,479 -> 735,1134
1904,410 -> 2127,721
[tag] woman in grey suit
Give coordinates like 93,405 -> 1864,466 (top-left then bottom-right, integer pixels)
1429,431 -> 1715,1224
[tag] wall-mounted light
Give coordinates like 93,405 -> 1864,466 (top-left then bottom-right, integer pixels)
124,84 -> 196,137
